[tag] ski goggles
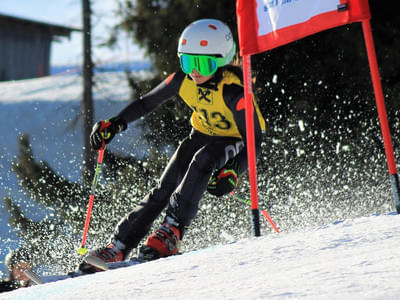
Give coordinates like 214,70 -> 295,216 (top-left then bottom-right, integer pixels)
178,53 -> 225,76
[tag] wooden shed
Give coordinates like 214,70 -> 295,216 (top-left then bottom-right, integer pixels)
0,14 -> 79,81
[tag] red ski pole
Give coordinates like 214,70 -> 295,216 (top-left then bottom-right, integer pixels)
77,148 -> 105,255
78,121 -> 110,255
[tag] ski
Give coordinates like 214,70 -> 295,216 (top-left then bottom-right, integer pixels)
24,269 -> 44,285
83,254 -> 148,271
25,245 -> 181,285
25,256 -> 147,285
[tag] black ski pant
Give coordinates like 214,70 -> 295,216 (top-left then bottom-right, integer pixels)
113,129 -> 253,253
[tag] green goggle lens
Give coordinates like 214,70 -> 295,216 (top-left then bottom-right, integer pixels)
179,54 -> 221,76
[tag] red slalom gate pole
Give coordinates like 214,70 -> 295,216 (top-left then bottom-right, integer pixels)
77,148 -> 105,255
361,20 -> 400,213
242,54 -> 261,236
260,210 -> 280,234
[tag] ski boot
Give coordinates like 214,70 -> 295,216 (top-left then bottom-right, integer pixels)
79,241 -> 125,273
138,221 -> 181,261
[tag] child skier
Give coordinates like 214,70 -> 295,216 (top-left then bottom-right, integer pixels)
80,19 -> 265,272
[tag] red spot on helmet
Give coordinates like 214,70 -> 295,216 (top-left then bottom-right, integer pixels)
200,40 -> 208,46
208,24 -> 217,30
182,39 -> 187,45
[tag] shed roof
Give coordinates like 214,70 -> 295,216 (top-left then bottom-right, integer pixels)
0,13 -> 81,37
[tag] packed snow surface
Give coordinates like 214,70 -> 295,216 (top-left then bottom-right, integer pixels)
1,213 -> 400,300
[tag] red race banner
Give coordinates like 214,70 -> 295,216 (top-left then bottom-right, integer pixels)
236,0 -> 400,228
237,0 -> 371,55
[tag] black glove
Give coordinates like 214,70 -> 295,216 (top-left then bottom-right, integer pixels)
207,162 -> 239,197
90,116 -> 127,150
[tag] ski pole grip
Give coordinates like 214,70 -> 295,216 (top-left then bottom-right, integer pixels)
99,120 -> 111,150
99,119 -> 111,132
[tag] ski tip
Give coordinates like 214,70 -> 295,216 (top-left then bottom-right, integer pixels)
25,269 -> 43,285
84,255 -> 108,271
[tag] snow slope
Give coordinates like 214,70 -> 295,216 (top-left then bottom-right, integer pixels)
1,212 -> 400,299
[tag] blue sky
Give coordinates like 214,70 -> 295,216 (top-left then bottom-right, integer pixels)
0,0 -> 145,65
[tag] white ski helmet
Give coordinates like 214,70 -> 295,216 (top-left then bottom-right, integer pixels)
178,19 -> 236,66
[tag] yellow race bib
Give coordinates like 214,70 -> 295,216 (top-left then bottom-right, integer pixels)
178,70 -> 265,138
